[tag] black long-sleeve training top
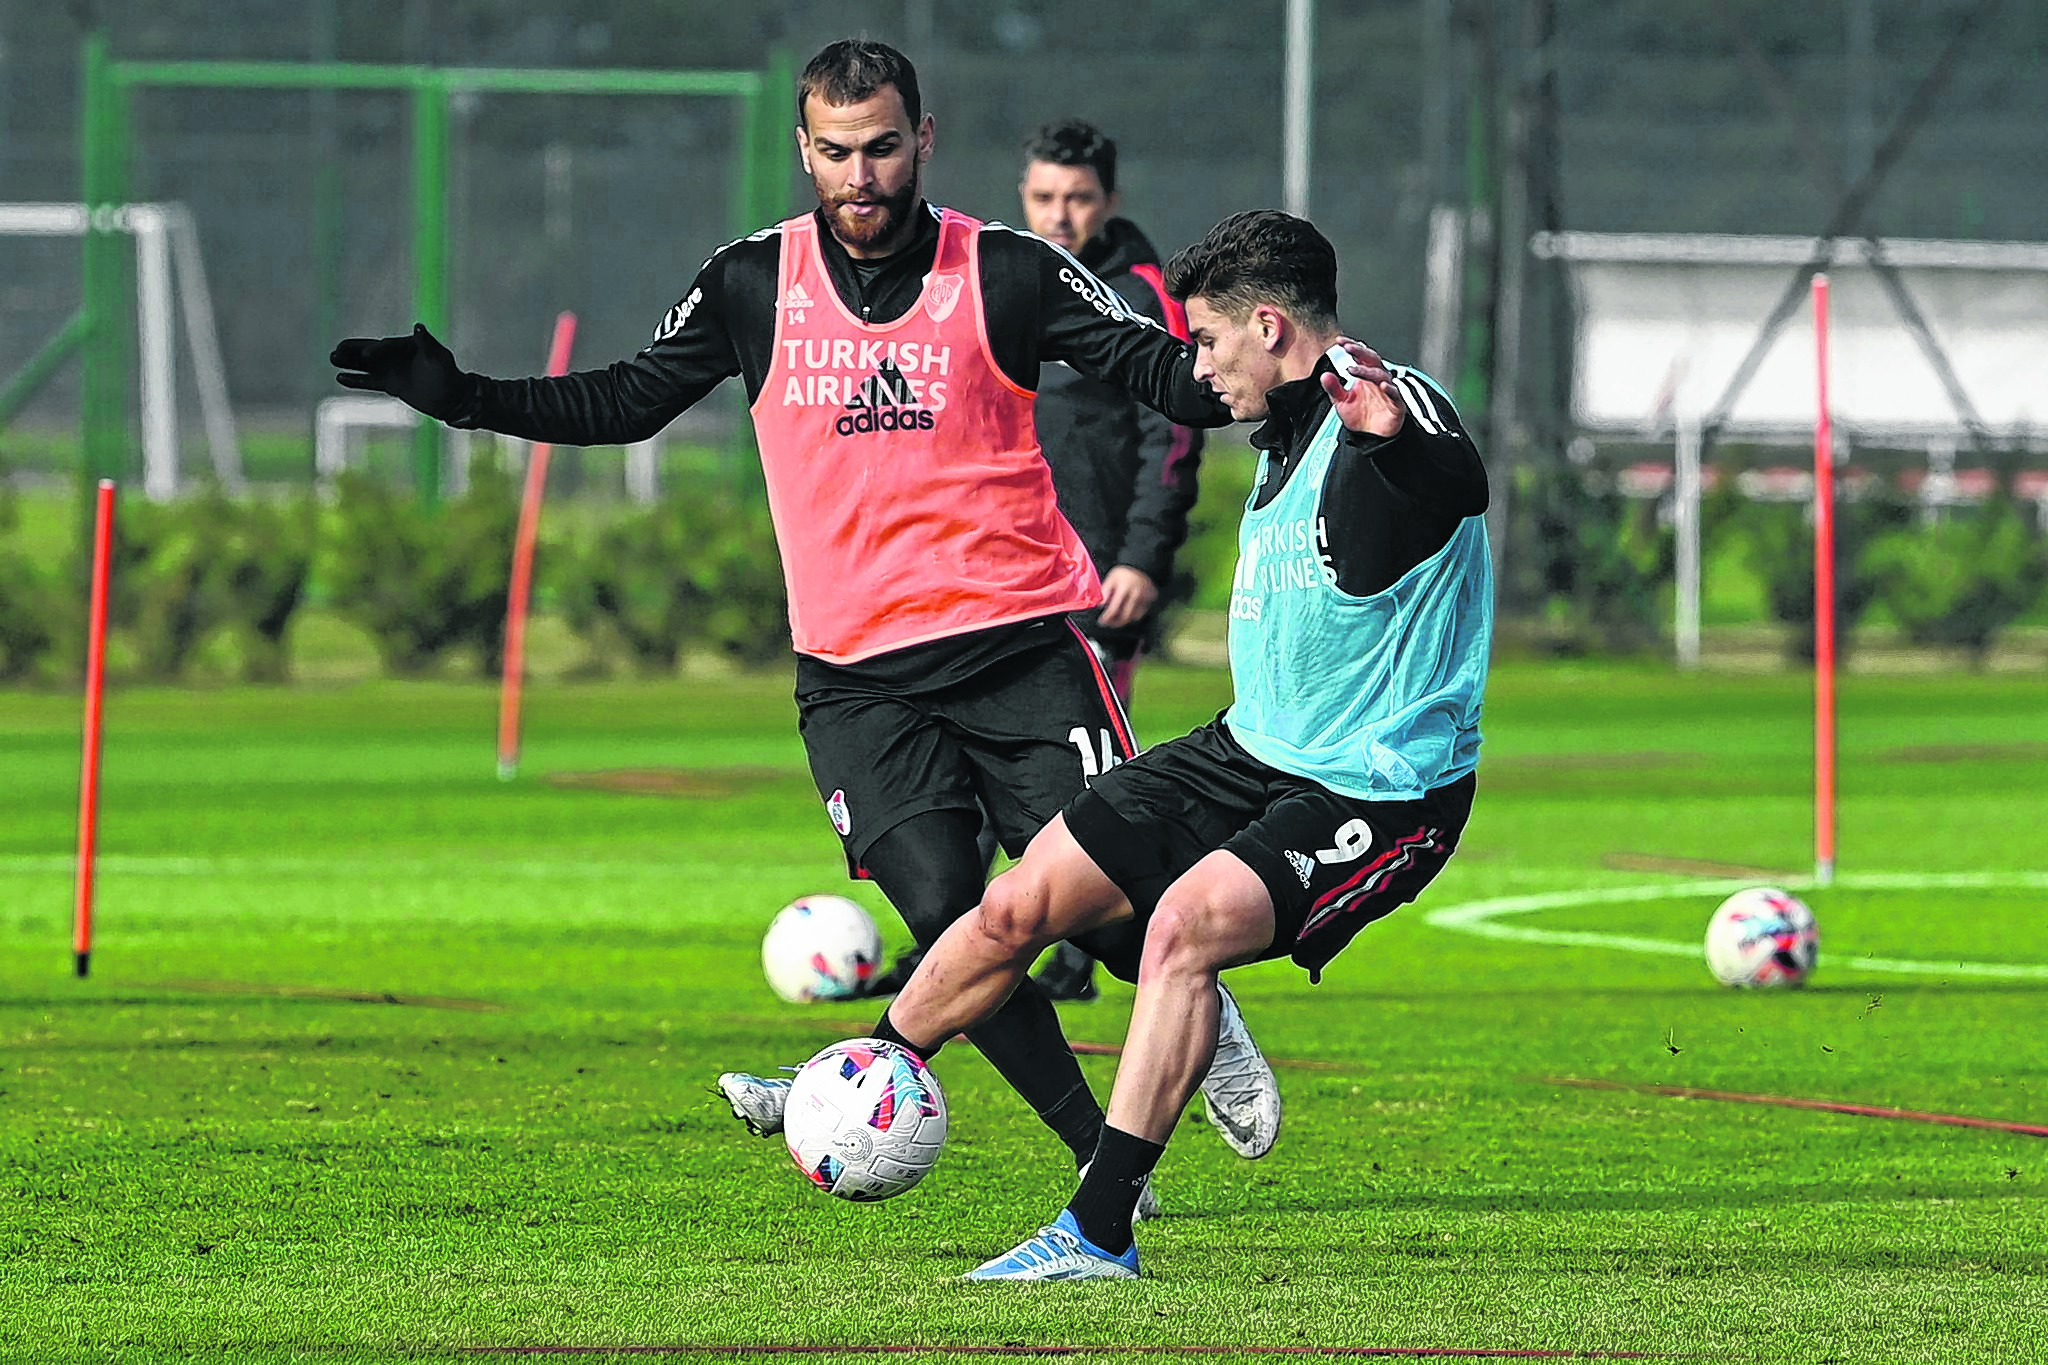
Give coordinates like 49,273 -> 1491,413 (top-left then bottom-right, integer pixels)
450,202 -> 1225,446
445,200 -> 1229,689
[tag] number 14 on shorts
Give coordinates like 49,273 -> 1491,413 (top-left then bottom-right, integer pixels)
1068,726 -> 1124,780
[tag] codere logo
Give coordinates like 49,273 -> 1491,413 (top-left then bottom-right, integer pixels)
836,361 -> 937,436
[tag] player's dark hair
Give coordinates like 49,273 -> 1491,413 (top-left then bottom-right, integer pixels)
1022,119 -> 1117,196
798,39 -> 921,128
1164,210 -> 1338,331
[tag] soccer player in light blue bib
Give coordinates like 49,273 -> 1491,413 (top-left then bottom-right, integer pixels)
861,210 -> 1493,1280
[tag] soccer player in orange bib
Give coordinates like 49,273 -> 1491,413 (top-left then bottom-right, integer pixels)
331,40 -> 1283,1191
864,117 -> 1206,1007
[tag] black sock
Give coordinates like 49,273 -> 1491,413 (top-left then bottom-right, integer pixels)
870,1008 -> 944,1063
1066,1124 -> 1164,1256
1038,1082 -> 1106,1168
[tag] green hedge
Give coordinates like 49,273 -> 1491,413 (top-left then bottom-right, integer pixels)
107,491 -> 313,682
0,482 -> 58,681
1731,486 -> 1913,664
0,462 -> 791,685
1867,496 -> 2048,663
326,467 -> 518,677
551,487 -> 787,674
0,459 -> 2041,684
1506,464 -> 1675,654
1734,489 -> 2047,665
0,485 -> 318,685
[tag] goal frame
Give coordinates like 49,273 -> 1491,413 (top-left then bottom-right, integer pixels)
78,32 -> 792,504
1533,228 -> 2048,668
0,201 -> 242,500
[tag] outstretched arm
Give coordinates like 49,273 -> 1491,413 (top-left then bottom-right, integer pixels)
1106,271 -> 1205,607
1021,236 -> 1233,430
331,252 -> 745,447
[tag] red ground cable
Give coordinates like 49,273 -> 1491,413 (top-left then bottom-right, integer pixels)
1550,1075 -> 2048,1139
472,1346 -> 1686,1360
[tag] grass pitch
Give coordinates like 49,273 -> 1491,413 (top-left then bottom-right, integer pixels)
2,663 -> 2045,1363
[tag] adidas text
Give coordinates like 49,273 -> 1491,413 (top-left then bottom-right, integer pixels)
835,406 -> 937,436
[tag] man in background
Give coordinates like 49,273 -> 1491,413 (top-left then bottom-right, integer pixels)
1020,119 -> 1203,713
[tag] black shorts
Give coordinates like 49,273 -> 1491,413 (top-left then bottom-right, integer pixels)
797,617 -> 1138,875
1064,717 -> 1475,980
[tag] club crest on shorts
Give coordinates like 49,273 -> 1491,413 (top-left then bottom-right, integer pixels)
924,273 -> 964,322
826,789 -> 852,836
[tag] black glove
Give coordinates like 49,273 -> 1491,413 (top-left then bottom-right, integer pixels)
330,323 -> 477,423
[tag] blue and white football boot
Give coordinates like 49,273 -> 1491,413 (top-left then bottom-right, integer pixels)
962,1210 -> 1140,1282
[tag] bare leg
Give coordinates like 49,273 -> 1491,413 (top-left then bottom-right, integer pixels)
889,813 -> 1134,1051
1106,850 -> 1276,1142
858,809 -> 1105,1160
962,850 -> 1280,1276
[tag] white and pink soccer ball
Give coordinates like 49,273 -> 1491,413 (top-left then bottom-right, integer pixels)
784,1038 -> 948,1201
1704,887 -> 1820,987
760,895 -> 881,1003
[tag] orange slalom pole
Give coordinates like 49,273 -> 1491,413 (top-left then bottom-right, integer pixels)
497,311 -> 577,781
1812,274 -> 1837,888
74,479 -> 116,977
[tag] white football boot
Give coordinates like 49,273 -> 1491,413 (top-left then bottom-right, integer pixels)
716,1072 -> 792,1137
1199,979 -> 1282,1159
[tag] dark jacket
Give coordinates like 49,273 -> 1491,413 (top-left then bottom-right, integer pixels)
1035,218 -> 1204,648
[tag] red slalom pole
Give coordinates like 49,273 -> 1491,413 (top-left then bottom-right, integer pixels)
74,479 -> 116,977
1812,274 -> 1837,888
497,311 -> 577,781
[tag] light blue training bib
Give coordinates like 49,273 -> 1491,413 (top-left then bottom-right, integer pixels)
1223,399 -> 1493,801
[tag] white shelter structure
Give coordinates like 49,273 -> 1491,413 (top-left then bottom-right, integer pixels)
1533,231 -> 2048,665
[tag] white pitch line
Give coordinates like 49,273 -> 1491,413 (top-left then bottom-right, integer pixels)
1423,872 -> 2048,980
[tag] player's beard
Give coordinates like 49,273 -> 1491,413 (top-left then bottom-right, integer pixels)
820,172 -> 921,255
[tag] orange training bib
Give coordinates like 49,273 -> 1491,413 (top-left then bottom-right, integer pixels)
748,208 -> 1100,663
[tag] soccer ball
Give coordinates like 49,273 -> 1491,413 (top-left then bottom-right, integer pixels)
1704,887 -> 1819,987
784,1038 -> 948,1201
761,895 -> 882,1003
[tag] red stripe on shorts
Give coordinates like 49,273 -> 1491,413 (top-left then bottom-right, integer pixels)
1067,619 -> 1138,758
1310,828 -> 1432,911
1298,826 -> 1439,941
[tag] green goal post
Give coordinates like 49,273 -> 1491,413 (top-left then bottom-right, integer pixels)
78,31 -> 793,506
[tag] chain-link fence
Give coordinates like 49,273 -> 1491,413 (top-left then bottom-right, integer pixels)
3,0 -> 2044,642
